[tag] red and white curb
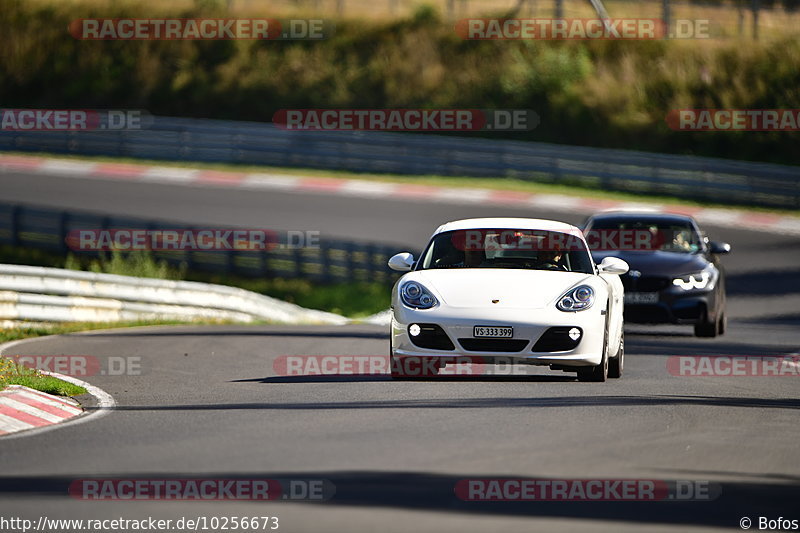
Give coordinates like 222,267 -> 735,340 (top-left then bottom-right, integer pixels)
0,385 -> 82,435
0,336 -> 116,439
2,153 -> 799,236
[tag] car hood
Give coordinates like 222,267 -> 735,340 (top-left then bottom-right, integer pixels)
407,269 -> 593,309
591,250 -> 709,277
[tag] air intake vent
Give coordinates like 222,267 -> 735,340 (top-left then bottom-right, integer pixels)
532,327 -> 582,352
408,323 -> 455,350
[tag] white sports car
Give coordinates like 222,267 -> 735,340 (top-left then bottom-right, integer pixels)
388,218 -> 629,382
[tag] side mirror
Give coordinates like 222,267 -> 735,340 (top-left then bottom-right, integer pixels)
388,252 -> 415,272
709,241 -> 731,254
598,256 -> 629,275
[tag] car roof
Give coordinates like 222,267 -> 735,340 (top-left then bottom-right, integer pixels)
587,211 -> 697,224
433,217 -> 581,236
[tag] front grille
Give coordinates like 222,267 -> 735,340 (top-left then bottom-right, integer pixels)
458,338 -> 529,352
622,275 -> 670,292
673,302 -> 705,320
408,323 -> 455,350
532,326 -> 583,352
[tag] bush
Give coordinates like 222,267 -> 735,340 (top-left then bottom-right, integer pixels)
1,1 -> 798,163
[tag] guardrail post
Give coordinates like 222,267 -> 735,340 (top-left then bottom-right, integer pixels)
364,243 -> 377,282
293,244 -> 304,279
225,248 -> 235,275
59,211 -> 69,253
344,242 -> 356,282
260,248 -> 270,277
11,205 -> 21,247
320,242 -> 332,284
185,226 -> 195,271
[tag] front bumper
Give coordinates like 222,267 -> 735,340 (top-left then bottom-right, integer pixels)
625,289 -> 717,324
391,305 -> 606,367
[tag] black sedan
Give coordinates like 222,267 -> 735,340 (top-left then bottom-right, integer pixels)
582,211 -> 731,337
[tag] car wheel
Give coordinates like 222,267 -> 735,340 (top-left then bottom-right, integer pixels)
694,313 -> 719,338
577,324 -> 609,382
608,332 -> 624,379
717,313 -> 726,336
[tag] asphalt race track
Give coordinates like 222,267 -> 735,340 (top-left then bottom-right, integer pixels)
1,169 -> 799,532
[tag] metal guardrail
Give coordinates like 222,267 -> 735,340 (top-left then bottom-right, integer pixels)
0,203 -> 408,284
0,264 -> 348,324
1,115 -> 798,208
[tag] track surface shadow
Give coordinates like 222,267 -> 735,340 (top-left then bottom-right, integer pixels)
1,471 -> 797,529
91,395 -> 800,412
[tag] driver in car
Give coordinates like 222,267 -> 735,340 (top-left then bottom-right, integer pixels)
535,248 -> 566,270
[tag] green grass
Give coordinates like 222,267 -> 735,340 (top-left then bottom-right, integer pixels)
0,356 -> 86,396
64,250 -> 187,280
5,151 -> 800,217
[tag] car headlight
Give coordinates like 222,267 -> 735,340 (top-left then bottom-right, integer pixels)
557,285 -> 595,312
673,266 -> 716,291
400,281 -> 438,309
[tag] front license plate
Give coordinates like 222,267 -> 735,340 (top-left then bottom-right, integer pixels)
624,292 -> 659,304
473,326 -> 513,338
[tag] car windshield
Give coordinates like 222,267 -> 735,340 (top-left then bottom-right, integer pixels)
418,229 -> 594,273
587,218 -> 703,254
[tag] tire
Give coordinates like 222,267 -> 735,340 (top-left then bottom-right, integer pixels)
577,322 -> 609,382
717,313 -> 726,336
694,313 -> 719,338
608,332 -> 624,379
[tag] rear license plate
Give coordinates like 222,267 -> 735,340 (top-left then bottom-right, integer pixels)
473,326 -> 513,338
624,292 -> 659,304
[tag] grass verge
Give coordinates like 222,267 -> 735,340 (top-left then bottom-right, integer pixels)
0,318 -> 243,344
0,356 -> 86,396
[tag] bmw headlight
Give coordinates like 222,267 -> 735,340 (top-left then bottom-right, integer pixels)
557,285 -> 595,312
673,266 -> 716,291
400,281 -> 438,309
